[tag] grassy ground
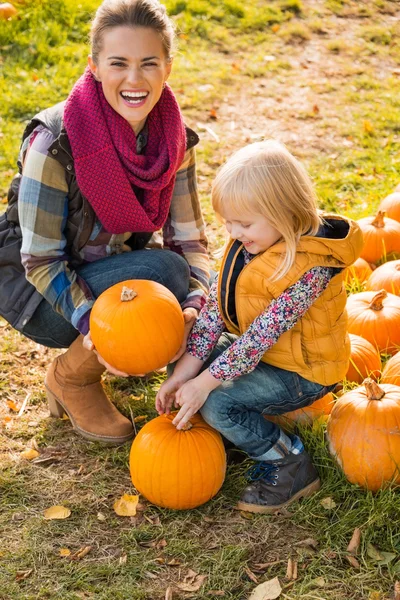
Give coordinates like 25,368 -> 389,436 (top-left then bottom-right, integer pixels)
1,0 -> 400,598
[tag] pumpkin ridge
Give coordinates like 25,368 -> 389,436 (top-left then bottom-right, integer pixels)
197,428 -> 221,496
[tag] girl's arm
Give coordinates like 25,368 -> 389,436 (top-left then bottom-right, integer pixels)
18,126 -> 95,335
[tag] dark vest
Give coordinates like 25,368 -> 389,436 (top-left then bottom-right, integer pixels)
0,101 -> 199,331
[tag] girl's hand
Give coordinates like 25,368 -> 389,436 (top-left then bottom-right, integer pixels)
169,307 -> 198,363
82,331 -> 131,377
156,376 -> 183,415
172,378 -> 210,430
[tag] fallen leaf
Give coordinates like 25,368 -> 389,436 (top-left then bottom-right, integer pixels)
70,546 -> 92,560
245,566 -> 258,583
20,448 -> 39,460
271,24 -> 280,32
130,393 -> 144,401
119,554 -> 127,565
285,558 -> 298,580
347,527 -> 361,555
97,512 -> 106,521
311,577 -> 326,588
165,587 -> 173,600
395,581 -> 400,600
248,577 -> 282,600
43,505 -> 71,520
346,555 -> 360,570
367,543 -> 383,562
133,415 -> 147,423
7,399 -> 19,412
320,497 -> 336,510
15,569 -> 33,582
59,548 -> 71,557
167,558 -> 181,566
364,120 -> 374,134
294,538 -> 318,550
113,494 -> 139,517
209,108 -> 218,120
177,571 -> 207,592
156,538 -> 167,550
377,551 -> 397,566
313,104 -> 320,114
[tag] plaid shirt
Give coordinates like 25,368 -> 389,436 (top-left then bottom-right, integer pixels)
18,125 -> 209,334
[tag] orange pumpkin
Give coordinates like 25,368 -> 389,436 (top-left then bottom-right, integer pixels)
365,260 -> 400,296
129,413 -> 226,509
379,192 -> 400,223
344,257 -> 373,285
327,378 -> 400,491
265,393 -> 335,430
381,351 -> 400,386
90,280 -> 184,375
346,289 -> 400,355
346,333 -> 381,384
357,211 -> 400,264
0,3 -> 17,19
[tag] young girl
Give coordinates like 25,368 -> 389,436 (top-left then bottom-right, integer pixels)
156,140 -> 363,514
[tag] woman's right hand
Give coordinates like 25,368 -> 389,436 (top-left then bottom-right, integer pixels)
82,331 -> 130,377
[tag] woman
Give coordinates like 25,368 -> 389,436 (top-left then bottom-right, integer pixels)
0,0 -> 209,444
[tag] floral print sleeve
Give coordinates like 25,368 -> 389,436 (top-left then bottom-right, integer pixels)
208,266 -> 336,381
186,278 -> 226,360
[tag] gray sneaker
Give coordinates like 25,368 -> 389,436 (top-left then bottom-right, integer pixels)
236,451 -> 320,514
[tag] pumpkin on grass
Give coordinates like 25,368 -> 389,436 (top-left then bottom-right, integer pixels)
90,280 -> 184,375
346,289 -> 400,355
129,413 -> 226,509
365,260 -> 400,296
327,378 -> 400,491
379,192 -> 400,224
381,351 -> 400,386
346,333 -> 381,384
357,211 -> 400,264
265,392 -> 335,430
344,258 -> 373,285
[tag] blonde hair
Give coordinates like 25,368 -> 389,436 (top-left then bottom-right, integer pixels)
90,0 -> 175,64
211,140 -> 323,281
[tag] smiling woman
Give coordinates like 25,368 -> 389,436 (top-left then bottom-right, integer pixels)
0,0 -> 209,444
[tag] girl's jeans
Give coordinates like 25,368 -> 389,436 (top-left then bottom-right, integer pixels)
199,333 -> 337,461
21,249 -> 190,348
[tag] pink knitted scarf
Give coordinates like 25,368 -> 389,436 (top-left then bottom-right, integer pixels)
63,68 -> 186,234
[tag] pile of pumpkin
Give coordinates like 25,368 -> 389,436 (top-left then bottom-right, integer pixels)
274,186 -> 400,494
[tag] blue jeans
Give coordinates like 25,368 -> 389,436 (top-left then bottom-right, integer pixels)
199,333 -> 336,461
21,249 -> 190,348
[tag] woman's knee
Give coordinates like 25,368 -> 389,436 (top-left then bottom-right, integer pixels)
200,390 -> 232,429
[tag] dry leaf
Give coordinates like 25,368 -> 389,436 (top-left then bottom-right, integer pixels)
395,581 -> 400,600
133,415 -> 147,423
271,24 -> 280,33
320,497 -> 336,510
311,577 -> 326,588
244,566 -> 258,583
294,538 -> 318,550
367,543 -> 383,562
71,546 -> 92,560
119,554 -> 127,565
347,527 -> 361,555
15,569 -> 33,581
59,548 -> 71,557
177,572 -> 207,592
346,554 -> 360,570
165,587 -> 173,600
130,393 -> 144,401
97,512 -> 106,521
285,558 -> 298,580
43,505 -> 71,520
248,577 -> 282,600
20,448 -> 39,460
113,494 -> 139,517
7,399 -> 19,412
364,120 -> 374,134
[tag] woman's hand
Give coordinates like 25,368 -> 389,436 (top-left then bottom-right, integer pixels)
172,369 -> 221,430
169,307 -> 198,363
82,331 -> 131,377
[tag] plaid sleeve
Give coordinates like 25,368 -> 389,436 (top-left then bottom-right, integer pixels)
162,147 -> 210,312
18,126 -> 95,334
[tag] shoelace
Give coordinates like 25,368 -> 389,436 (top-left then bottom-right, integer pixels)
247,462 -> 280,483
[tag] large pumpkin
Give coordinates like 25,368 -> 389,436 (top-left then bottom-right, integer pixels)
381,351 -> 400,386
344,258 -> 373,285
129,413 -> 226,509
346,333 -> 381,384
90,280 -> 184,375
379,192 -> 400,223
357,211 -> 400,264
346,289 -> 400,355
265,393 -> 335,430
327,378 -> 400,491
365,260 -> 400,296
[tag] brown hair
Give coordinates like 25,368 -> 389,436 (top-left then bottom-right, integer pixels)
90,0 -> 175,63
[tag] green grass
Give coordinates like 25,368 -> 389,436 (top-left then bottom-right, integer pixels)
2,0 -> 400,598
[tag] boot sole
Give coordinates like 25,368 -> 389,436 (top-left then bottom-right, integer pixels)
236,478 -> 321,514
45,384 -> 135,445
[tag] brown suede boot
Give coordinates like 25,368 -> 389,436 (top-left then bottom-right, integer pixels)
45,335 -> 134,444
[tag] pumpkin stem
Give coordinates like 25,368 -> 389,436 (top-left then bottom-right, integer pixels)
121,286 -> 138,302
364,377 -> 385,401
180,421 -> 193,431
369,289 -> 387,311
371,211 -> 386,228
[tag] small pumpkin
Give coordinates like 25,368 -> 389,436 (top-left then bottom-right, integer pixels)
379,192 -> 400,224
381,351 -> 400,386
265,392 -> 335,430
346,289 -> 400,355
346,333 -> 381,384
129,413 -> 226,509
344,257 -> 373,285
327,378 -> 400,491
365,260 -> 400,296
357,211 -> 400,264
90,280 -> 184,375
0,2 -> 17,19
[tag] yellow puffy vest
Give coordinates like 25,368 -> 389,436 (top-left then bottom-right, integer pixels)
218,214 -> 363,385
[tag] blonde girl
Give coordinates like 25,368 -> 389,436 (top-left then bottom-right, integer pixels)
157,140 -> 362,513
